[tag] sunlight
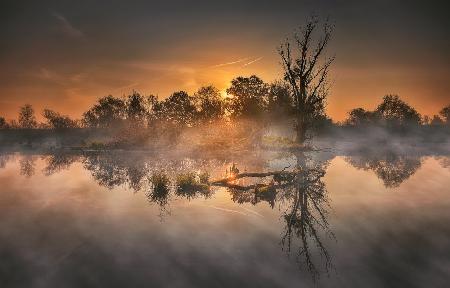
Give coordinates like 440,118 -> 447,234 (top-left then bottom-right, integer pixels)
220,90 -> 230,99
1,3 -> 450,287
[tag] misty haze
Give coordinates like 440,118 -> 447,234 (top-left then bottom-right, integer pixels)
1,1 -> 450,288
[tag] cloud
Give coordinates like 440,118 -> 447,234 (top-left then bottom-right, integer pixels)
52,12 -> 84,39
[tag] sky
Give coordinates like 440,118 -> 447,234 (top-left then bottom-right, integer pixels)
1,0 -> 449,121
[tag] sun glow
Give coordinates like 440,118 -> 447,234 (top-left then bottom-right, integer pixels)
220,90 -> 230,99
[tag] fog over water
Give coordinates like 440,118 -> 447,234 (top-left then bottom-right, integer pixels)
0,142 -> 450,287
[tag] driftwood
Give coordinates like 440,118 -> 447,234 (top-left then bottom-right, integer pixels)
209,167 -> 325,191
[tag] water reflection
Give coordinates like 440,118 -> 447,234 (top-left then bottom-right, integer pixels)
345,152 -> 422,188
1,150 -> 449,285
436,156 -> 450,169
82,152 -> 148,191
279,154 -> 333,280
41,153 -> 80,176
0,153 -> 12,168
19,155 -> 36,177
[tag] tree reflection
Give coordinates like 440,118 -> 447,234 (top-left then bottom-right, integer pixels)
279,155 -> 333,280
211,152 -> 334,280
229,186 -> 277,208
11,150 -> 334,279
0,153 -> 12,169
436,156 -> 450,169
19,155 -> 36,177
146,171 -> 171,218
82,153 -> 147,191
42,153 -> 80,175
346,153 -> 422,188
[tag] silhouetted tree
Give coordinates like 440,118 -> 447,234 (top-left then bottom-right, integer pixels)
42,109 -> 78,129
8,120 -> 19,129
82,96 -> 126,128
346,108 -> 379,126
430,115 -> 444,126
375,95 -> 421,126
421,115 -> 431,125
226,75 -> 269,118
440,105 -> 450,124
279,17 -> 334,143
18,104 -> 38,129
126,91 -> 147,124
0,117 -> 7,129
267,81 -> 294,116
193,86 -> 225,122
160,91 -> 196,126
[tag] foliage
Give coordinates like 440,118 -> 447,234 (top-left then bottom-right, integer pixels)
198,171 -> 210,184
375,95 -> 421,126
440,105 -> 450,124
345,95 -> 425,127
43,109 -> 78,129
159,91 -> 196,126
18,104 -> 38,128
193,86 -> 225,122
175,172 -> 210,199
226,75 -> 269,118
149,172 -> 171,202
346,108 -> 379,126
126,91 -> 148,124
0,117 -> 7,129
82,95 -> 126,128
267,81 -> 294,116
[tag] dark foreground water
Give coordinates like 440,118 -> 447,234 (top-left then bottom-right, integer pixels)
0,150 -> 449,288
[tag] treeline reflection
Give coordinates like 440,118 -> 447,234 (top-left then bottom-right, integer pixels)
1,151 -> 434,190
0,150 -> 448,280
345,153 -> 423,188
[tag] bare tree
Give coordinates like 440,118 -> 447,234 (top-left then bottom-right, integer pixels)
278,17 -> 334,143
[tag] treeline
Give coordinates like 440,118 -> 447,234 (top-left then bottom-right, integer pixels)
344,94 -> 450,127
0,75 -> 299,130
0,76 -> 449,131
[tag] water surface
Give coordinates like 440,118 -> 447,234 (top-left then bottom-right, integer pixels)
0,151 -> 449,287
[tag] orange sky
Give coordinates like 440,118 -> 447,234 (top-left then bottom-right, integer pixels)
1,0 -> 449,122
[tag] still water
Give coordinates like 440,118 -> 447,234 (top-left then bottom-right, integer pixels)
0,150 -> 449,287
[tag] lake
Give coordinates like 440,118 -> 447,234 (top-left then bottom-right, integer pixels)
0,149 -> 449,287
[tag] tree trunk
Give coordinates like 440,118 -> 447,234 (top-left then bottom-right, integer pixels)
295,115 -> 307,144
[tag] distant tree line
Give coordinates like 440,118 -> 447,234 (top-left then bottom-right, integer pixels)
0,16 -> 448,147
0,86 -> 449,131
0,76 -> 300,130
345,94 -> 450,128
